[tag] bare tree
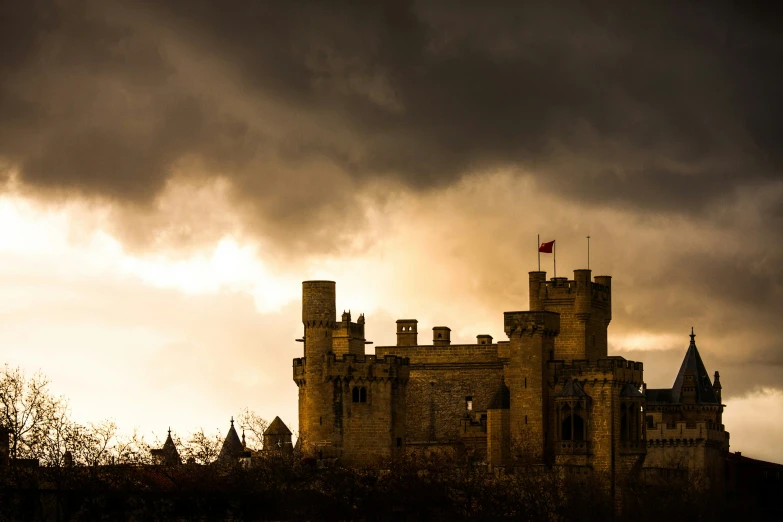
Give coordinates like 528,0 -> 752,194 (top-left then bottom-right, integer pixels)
72,420 -> 119,466
180,428 -> 222,465
112,429 -> 153,465
0,364 -> 64,460
237,408 -> 268,450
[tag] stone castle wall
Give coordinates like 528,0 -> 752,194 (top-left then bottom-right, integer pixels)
375,343 -> 502,444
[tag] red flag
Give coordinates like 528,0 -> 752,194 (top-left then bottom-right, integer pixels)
539,240 -> 555,253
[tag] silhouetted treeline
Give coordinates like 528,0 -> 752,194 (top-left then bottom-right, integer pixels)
0,449 -> 770,522
1,365 -> 774,521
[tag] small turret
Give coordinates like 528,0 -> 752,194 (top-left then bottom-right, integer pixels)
529,271 -> 547,311
218,417 -> 247,464
713,371 -> 722,403
150,427 -> 182,466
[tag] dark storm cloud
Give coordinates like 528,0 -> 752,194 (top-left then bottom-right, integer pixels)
1,0 -> 782,239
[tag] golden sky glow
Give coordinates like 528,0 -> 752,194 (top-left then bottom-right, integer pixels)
1,1 -> 781,462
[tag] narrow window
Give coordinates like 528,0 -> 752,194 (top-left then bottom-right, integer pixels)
466,396 -> 473,411
620,404 -> 628,441
319,416 -> 322,425
525,415 -> 528,424
524,377 -> 527,388
352,387 -> 360,403
562,415 -> 573,441
359,387 -> 367,403
573,415 -> 585,441
396,437 -> 402,447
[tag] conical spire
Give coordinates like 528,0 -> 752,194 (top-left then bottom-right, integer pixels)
218,417 -> 245,463
150,426 -> 181,465
671,328 -> 718,404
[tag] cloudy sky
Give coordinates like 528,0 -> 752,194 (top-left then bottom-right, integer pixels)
1,1 -> 782,462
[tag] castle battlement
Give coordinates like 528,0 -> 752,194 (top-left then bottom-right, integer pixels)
376,343 -> 499,365
548,357 -> 643,385
293,354 -> 410,382
529,270 -> 611,313
647,422 -> 730,446
540,277 -> 610,304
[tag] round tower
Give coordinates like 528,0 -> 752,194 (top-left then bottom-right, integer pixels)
573,269 -> 592,318
302,280 -> 336,355
301,281 -> 336,454
529,271 -> 547,311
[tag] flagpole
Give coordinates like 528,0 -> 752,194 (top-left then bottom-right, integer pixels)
554,240 -> 556,279
587,235 -> 590,270
538,234 -> 540,272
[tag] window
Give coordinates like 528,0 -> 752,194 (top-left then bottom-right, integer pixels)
397,437 -> 402,447
561,414 -> 585,441
466,396 -> 473,411
620,404 -> 628,441
646,415 -> 654,429
352,386 -> 367,403
560,404 -> 586,441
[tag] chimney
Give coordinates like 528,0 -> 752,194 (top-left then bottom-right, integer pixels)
396,319 -> 418,346
433,327 -> 451,346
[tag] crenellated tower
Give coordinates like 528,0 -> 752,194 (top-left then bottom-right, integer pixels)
294,281 -> 409,464
529,270 -> 611,361
298,281 -> 338,453
504,311 -> 560,459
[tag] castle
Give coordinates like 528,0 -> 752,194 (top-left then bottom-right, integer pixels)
293,270 -> 731,491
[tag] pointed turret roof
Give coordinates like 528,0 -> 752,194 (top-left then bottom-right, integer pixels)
487,382 -> 510,409
151,427 -> 182,465
264,416 -> 292,436
556,380 -> 589,398
218,417 -> 246,463
671,328 -> 719,404
620,382 -> 644,397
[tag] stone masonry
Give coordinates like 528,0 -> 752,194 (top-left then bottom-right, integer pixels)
293,270 -> 728,496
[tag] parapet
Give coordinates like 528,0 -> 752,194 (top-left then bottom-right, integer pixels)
293,354 -> 410,383
547,357 -> 644,385
528,270 -> 611,321
646,421 -> 729,446
504,311 -> 560,338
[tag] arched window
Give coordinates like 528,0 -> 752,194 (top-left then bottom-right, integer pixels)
561,406 -> 585,441
573,404 -> 585,441
620,403 -> 628,441
561,403 -> 571,440
352,386 -> 367,403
